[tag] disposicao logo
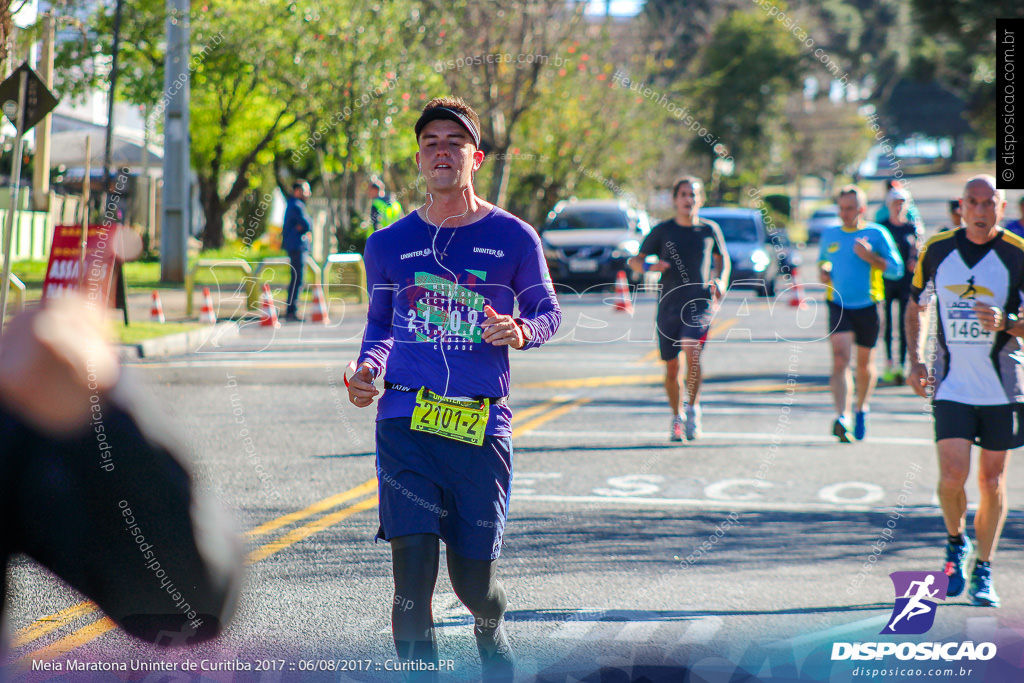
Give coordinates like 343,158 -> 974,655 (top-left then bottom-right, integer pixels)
831,571 -> 997,663
881,571 -> 947,635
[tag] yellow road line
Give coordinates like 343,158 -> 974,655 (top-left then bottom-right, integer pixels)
518,374 -> 662,390
512,396 -> 573,424
719,382 -> 827,394
709,317 -> 737,338
638,348 -> 660,363
12,602 -> 97,648
15,389 -> 582,658
513,397 -> 590,437
16,496 -> 381,665
16,617 -> 117,666
248,496 -> 380,564
246,478 -> 378,538
635,317 -> 743,367
15,478 -> 380,653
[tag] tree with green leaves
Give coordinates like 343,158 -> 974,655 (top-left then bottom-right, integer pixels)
686,7 -> 804,197
908,0 -> 1024,146
420,0 -> 586,207
54,0 -> 433,250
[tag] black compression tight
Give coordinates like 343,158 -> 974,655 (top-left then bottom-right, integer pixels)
390,534 -> 508,663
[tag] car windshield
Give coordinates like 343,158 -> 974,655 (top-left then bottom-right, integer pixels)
707,216 -> 758,242
813,208 -> 838,218
547,209 -> 630,230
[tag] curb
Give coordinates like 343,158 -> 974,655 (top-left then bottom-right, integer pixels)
117,321 -> 240,360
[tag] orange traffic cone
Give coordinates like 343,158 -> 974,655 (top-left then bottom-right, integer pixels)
306,283 -> 329,324
199,287 -> 217,324
260,283 -> 281,328
613,270 -> 633,313
788,266 -> 807,308
150,290 -> 165,323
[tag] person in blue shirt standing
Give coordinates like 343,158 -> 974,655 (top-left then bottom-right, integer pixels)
281,180 -> 312,322
819,185 -> 904,442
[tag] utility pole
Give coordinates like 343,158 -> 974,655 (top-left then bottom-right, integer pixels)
161,0 -> 190,282
31,12 -> 53,211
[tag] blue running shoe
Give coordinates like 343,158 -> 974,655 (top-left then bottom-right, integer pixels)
854,410 -> 868,440
685,404 -> 702,441
969,563 -> 1000,607
944,536 -> 973,597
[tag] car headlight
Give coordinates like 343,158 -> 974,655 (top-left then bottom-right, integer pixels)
750,249 -> 770,272
543,244 -> 560,260
611,239 -> 640,259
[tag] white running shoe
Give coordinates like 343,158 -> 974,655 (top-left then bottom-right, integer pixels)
685,404 -> 702,440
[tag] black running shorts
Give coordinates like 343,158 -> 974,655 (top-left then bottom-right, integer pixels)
827,301 -> 881,349
657,298 -> 712,361
933,400 -> 1024,450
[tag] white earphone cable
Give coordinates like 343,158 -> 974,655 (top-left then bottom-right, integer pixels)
424,187 -> 471,396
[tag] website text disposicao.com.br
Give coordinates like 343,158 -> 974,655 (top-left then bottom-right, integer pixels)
851,665 -> 977,678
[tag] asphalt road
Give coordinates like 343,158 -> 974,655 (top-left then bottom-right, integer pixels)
4,175 -> 1024,682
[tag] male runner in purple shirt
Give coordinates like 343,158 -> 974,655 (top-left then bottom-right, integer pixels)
348,96 -> 560,682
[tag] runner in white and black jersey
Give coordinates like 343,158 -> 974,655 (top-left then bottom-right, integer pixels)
906,175 -> 1024,608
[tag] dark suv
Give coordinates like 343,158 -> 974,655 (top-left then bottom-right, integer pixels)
541,199 -> 652,287
700,207 -> 797,297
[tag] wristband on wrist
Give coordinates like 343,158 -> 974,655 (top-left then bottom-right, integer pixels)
1005,313 -> 1018,332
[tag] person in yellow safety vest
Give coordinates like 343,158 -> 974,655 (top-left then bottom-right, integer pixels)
367,178 -> 404,231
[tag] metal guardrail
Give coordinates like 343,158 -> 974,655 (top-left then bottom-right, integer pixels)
7,272 -> 24,313
185,259 -> 256,317
323,253 -> 367,303
254,255 -> 322,287
185,254 -> 366,318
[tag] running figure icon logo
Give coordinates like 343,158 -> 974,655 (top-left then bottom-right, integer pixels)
881,571 -> 949,635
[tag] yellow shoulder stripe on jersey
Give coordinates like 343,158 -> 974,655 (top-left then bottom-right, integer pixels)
912,229 -> 958,290
1001,228 -> 1024,252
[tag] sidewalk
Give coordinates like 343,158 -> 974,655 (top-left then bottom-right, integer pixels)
118,284 -> 367,359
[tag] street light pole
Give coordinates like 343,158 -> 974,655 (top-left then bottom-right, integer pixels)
161,0 -> 190,283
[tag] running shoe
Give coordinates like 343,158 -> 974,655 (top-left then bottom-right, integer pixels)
968,562 -> 1000,607
832,417 -> 852,443
670,415 -> 684,442
685,404 -> 702,440
944,536 -> 973,597
881,365 -> 898,384
854,410 -> 868,441
475,619 -> 515,682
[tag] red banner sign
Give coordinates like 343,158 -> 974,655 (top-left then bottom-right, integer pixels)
43,224 -> 121,305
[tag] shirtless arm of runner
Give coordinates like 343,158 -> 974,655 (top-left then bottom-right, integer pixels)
905,298 -> 931,399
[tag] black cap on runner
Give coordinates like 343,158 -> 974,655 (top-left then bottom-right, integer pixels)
414,107 -> 481,149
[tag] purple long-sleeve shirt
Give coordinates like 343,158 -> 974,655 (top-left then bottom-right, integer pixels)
358,206 -> 561,436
